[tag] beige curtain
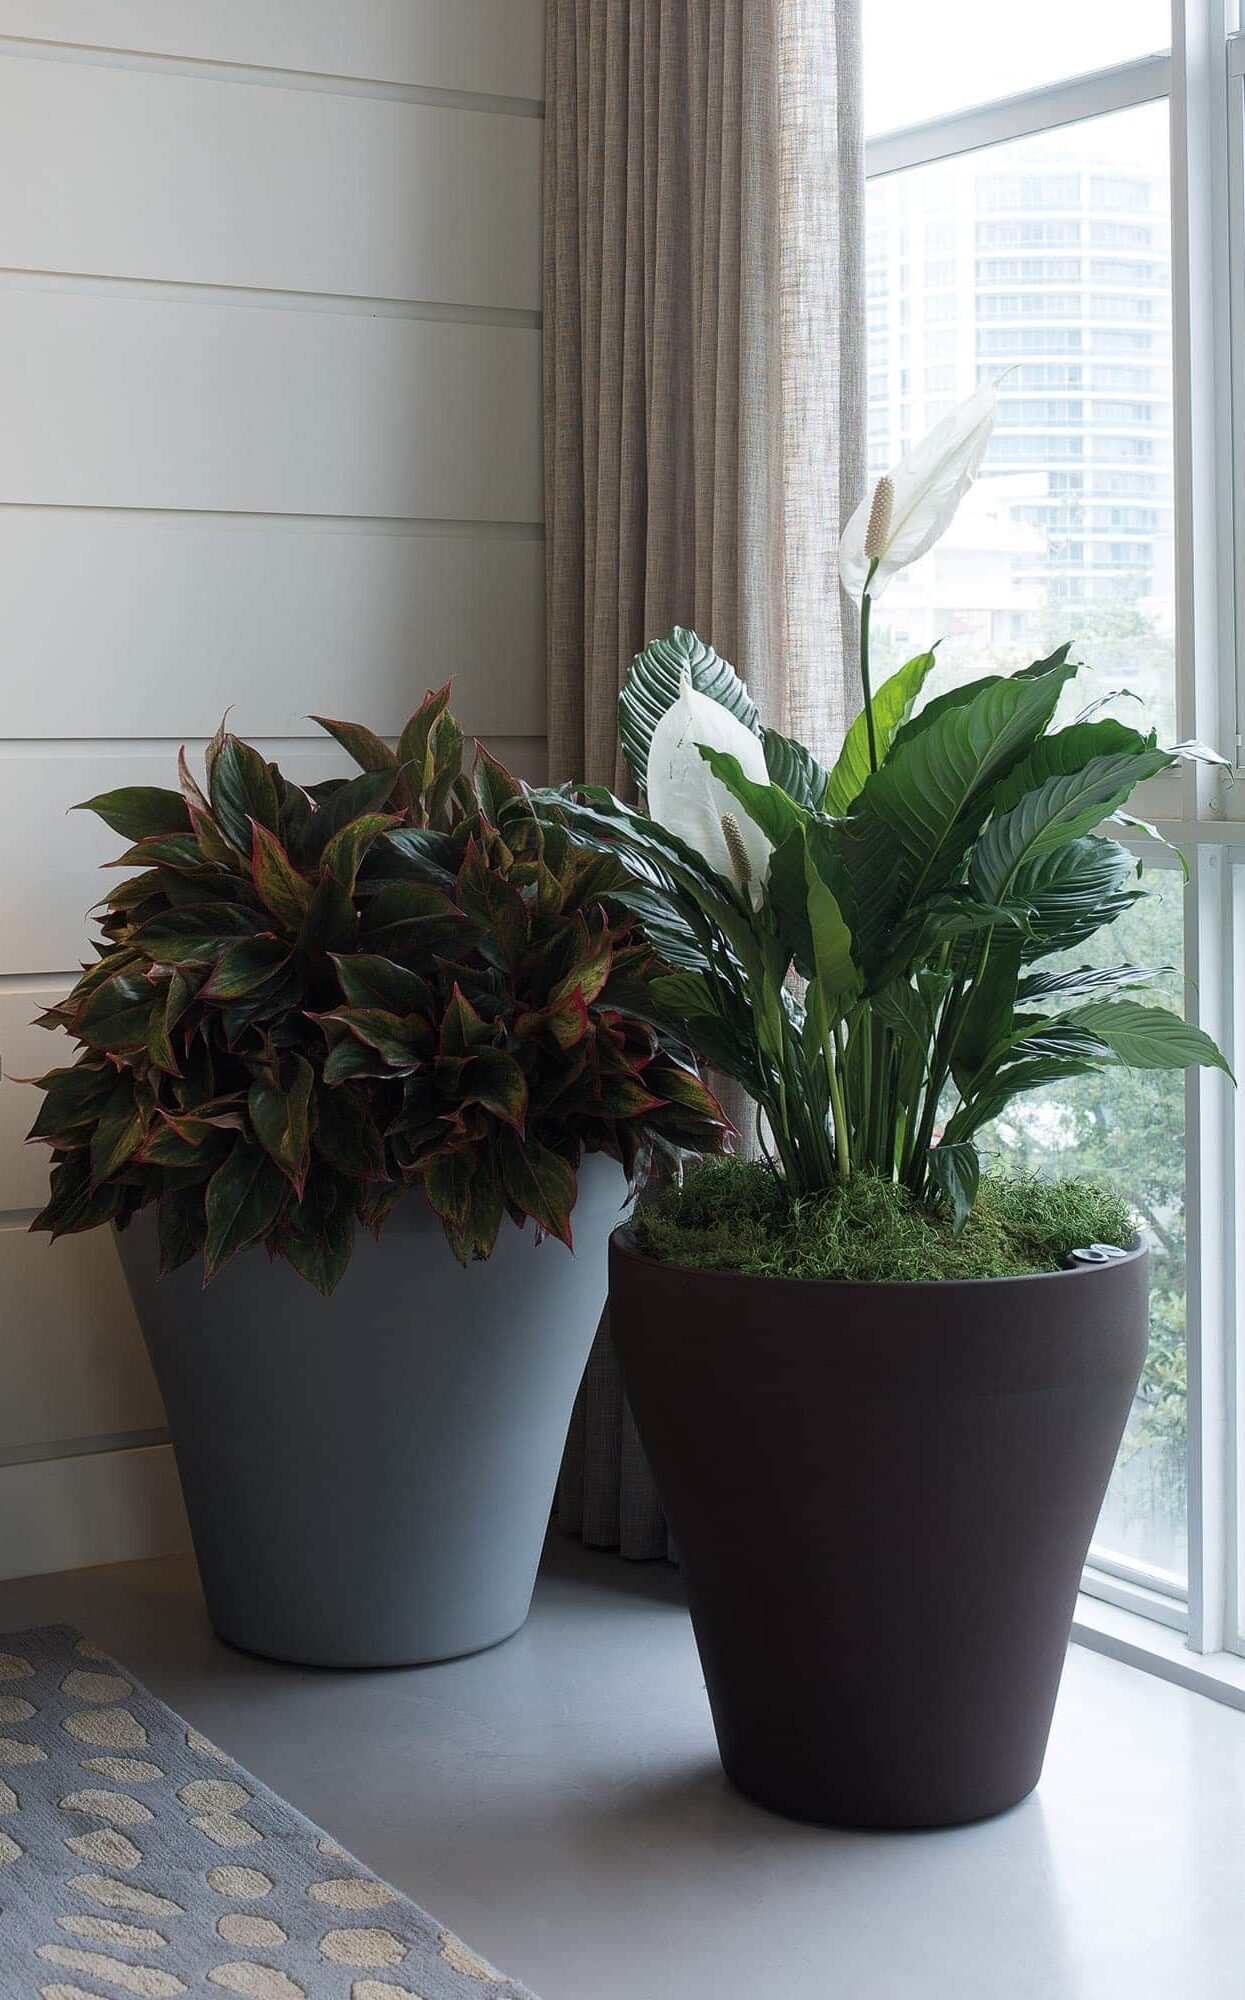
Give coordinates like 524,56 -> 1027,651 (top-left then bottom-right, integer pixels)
546,0 -> 864,1555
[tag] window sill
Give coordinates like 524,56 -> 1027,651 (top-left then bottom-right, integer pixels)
1072,1592 -> 1245,1713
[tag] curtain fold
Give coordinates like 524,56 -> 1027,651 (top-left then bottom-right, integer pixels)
546,0 -> 864,1557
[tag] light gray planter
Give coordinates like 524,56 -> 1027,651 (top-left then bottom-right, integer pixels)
115,1155 -> 627,1668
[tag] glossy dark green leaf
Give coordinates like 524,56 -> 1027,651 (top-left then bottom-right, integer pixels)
130,902 -> 267,965
202,935 -> 290,1000
74,974 -> 158,1051
319,813 -> 398,896
204,1139 -> 287,1280
208,737 -> 281,852
248,1054 -> 314,1191
926,1141 -> 980,1235
458,1049 -> 528,1129
89,1077 -> 147,1186
497,1127 -> 576,1247
156,1185 -> 206,1273
1059,1000 -> 1234,1077
761,728 -> 831,811
251,823 -> 314,927
74,786 -> 190,842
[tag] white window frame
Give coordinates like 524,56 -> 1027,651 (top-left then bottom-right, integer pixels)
864,1 -> 1245,1707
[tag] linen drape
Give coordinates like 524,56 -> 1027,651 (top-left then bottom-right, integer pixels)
546,0 -> 865,1555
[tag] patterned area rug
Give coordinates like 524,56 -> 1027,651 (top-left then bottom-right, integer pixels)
0,1626 -> 538,2000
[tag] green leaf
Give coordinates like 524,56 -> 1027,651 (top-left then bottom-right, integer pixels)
156,1185 -> 206,1274
1010,837 -> 1143,960
989,718 -> 1159,817
277,1171 -> 355,1295
130,902 -> 267,965
619,627 -> 760,794
697,746 -> 806,847
858,655 -> 1080,902
308,768 -> 403,859
1017,963 -> 1160,1005
425,1150 -> 473,1230
458,1049 -> 528,1130
204,1139 -> 287,1280
248,1055 -> 314,1192
361,881 -> 477,961
311,716 -> 399,780
1059,1000 -> 1233,1077
74,787 -> 190,842
439,985 -> 493,1056
649,970 -> 718,1017
313,1083 -> 388,1183
870,979 -> 932,1047
969,749 -> 1172,905
397,684 -> 453,804
74,974 -> 157,1051
32,1151 -> 125,1238
762,729 -> 830,811
319,813 -> 398,896
822,652 -> 937,817
89,1078 -> 147,1186
951,931 -> 1023,1087
803,838 -> 859,1004
497,1128 -> 576,1247
926,1141 -> 981,1232
251,823 -> 314,927
472,745 -> 526,824
201,935 -> 290,1000
331,952 -> 433,1016
321,1007 -> 432,1070
27,1062 -> 117,1141
208,737 -> 281,852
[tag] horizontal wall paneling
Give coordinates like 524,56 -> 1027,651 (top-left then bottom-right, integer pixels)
0,290 -> 543,520
2,509 -> 545,739
0,56 -> 542,310
0,1 -> 545,102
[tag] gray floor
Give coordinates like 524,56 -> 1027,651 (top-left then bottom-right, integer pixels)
1,1538 -> 1242,2000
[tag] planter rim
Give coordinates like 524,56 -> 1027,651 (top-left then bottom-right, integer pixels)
610,1223 -> 1146,1295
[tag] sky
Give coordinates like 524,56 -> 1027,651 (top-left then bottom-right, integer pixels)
862,0 -> 1173,136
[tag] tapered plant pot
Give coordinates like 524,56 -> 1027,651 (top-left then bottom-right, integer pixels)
609,1230 -> 1148,1830
115,1157 -> 628,1669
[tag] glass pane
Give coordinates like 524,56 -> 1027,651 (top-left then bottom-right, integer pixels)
864,0 -> 1171,137
865,100 -> 1176,741
981,878 -> 1188,1581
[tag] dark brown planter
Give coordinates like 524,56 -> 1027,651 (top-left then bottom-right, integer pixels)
609,1230 -> 1148,1830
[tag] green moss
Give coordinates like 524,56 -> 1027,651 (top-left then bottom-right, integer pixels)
630,1157 -> 1135,1283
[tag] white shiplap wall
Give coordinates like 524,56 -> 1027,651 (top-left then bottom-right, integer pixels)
0,1 -> 546,1577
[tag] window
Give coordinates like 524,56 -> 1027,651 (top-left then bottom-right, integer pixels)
863,0 -> 1172,134
865,3 -> 1245,1681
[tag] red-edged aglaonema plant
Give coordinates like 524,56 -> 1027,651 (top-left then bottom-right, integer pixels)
28,691 -> 728,1292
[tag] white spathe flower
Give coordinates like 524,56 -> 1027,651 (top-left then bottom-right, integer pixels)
646,677 -> 773,908
839,379 -> 999,601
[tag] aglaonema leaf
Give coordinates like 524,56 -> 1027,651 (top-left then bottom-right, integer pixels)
497,1127 -> 576,1247
204,1138 -> 288,1280
74,786 -> 191,842
209,737 -> 281,852
248,1054 -> 314,1193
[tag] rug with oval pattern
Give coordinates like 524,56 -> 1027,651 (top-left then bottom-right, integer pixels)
0,1626 -> 538,1999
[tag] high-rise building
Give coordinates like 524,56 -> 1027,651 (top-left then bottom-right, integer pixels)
864,112 -> 1174,722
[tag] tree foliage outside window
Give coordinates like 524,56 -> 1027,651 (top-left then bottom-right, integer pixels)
982,879 -> 1187,1573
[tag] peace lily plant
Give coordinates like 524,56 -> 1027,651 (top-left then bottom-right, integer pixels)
518,382 -> 1230,1230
